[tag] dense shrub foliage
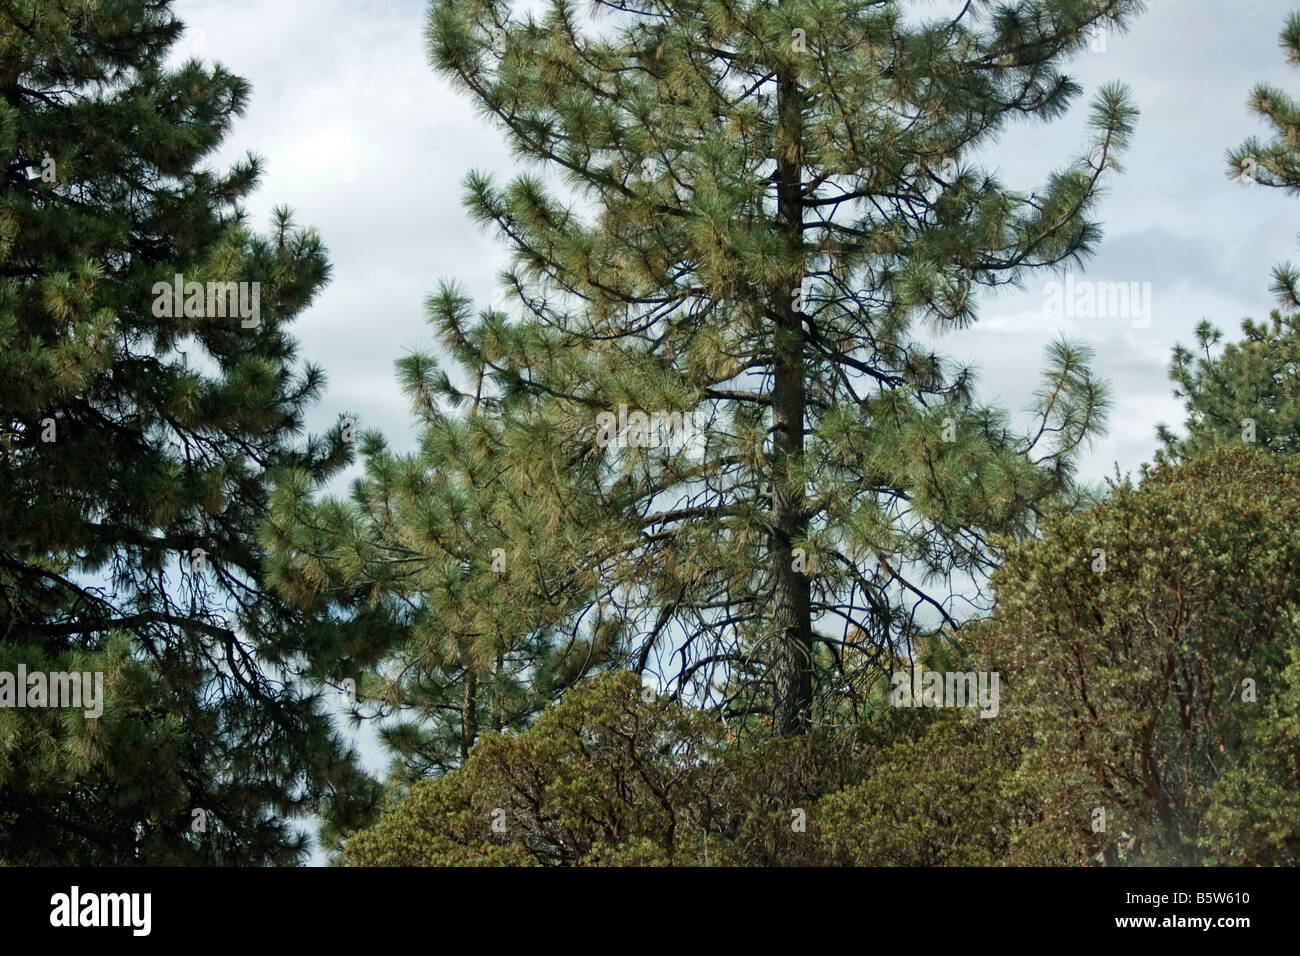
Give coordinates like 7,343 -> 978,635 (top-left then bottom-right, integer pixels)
344,448 -> 1300,867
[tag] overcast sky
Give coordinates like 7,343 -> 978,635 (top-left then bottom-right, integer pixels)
162,0 -> 1300,855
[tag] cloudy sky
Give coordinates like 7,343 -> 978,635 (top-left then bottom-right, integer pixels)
161,0 -> 1300,854
168,0 -> 1300,487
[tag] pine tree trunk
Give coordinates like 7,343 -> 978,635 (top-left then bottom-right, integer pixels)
770,69 -> 813,736
461,668 -> 478,759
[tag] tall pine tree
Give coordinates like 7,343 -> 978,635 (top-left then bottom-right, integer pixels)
0,0 -> 376,863
271,0 -> 1134,773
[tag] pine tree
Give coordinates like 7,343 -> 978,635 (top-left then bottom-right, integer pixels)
1227,11 -> 1300,196
1160,12 -> 1300,460
263,338 -> 617,783
1158,314 -> 1300,459
275,0 -> 1133,771
0,0 -> 375,863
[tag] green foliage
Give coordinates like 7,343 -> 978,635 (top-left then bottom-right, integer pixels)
261,298 -> 621,786
815,712 -> 1036,866
0,0 -> 375,863
1159,314 -> 1300,458
345,447 -> 1300,867
343,671 -> 728,865
339,670 -> 1003,866
344,669 -> 885,866
1200,630 -> 1300,864
978,447 -> 1300,865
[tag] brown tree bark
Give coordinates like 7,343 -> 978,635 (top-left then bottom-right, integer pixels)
770,68 -> 813,736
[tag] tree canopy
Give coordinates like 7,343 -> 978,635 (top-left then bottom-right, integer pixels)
0,0 -> 376,864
